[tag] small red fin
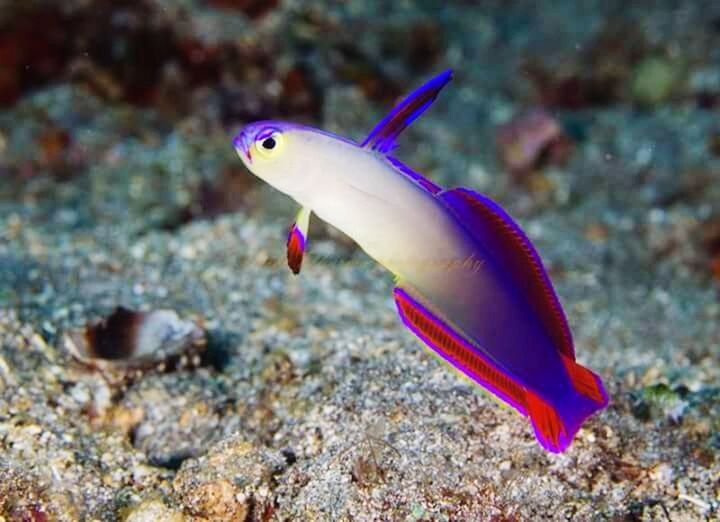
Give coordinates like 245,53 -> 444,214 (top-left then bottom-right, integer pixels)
286,224 -> 305,275
439,188 -> 575,360
526,391 -> 568,452
286,207 -> 311,275
394,287 -> 529,415
560,354 -> 608,406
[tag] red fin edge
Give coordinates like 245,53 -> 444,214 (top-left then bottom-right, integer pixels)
286,224 -> 305,275
526,391 -> 567,452
440,188 -> 575,360
394,286 -> 606,453
560,354 -> 608,406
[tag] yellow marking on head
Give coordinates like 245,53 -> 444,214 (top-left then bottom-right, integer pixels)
254,131 -> 285,160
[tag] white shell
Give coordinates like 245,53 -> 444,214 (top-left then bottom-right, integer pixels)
63,308 -> 206,378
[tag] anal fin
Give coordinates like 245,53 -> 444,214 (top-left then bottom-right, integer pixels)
393,286 -> 529,415
393,285 -> 607,453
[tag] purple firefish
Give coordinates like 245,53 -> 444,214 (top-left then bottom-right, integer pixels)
233,70 -> 608,452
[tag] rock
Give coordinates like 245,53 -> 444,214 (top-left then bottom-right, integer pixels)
495,108 -> 573,178
631,57 -> 682,107
172,436 -> 286,522
123,498 -> 186,522
63,307 -> 207,386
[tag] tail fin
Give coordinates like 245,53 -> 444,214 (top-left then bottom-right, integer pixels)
526,359 -> 608,453
560,353 -> 608,406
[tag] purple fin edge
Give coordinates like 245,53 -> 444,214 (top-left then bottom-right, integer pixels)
362,69 -> 453,154
288,224 -> 306,250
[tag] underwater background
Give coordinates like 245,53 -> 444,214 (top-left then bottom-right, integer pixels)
1,0 -> 719,520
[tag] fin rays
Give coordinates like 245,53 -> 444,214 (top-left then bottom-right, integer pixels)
394,286 -> 528,415
362,70 -> 453,154
439,188 -> 576,360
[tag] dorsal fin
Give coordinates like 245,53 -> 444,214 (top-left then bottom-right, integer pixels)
438,188 -> 575,360
386,156 -> 442,194
362,69 -> 452,154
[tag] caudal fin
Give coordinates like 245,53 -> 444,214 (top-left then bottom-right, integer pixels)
560,353 -> 608,406
526,358 -> 608,453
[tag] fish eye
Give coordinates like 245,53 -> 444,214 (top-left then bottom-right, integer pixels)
254,130 -> 284,159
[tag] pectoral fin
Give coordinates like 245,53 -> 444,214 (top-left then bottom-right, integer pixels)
287,206 -> 311,275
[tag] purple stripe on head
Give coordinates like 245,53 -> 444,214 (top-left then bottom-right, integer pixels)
240,120 -> 360,148
256,127 -> 281,142
233,130 -> 253,163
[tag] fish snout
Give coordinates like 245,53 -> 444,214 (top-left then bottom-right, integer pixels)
233,130 -> 253,164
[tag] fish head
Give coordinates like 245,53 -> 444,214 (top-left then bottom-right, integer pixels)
233,121 -> 315,198
234,121 -> 358,200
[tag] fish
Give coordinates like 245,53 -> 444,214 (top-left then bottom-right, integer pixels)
233,69 -> 608,453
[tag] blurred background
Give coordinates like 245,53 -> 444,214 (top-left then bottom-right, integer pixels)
1,1 -> 719,520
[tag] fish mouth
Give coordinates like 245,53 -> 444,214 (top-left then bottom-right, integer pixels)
232,131 -> 253,164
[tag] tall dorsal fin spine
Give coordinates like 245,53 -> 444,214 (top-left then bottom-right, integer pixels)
362,69 -> 453,154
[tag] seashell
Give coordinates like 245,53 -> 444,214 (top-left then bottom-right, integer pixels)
63,307 -> 206,384
495,108 -> 572,178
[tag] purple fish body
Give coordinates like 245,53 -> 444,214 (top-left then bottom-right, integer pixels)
234,69 -> 608,452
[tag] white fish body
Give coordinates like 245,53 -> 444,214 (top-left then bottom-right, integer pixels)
276,131 -> 473,280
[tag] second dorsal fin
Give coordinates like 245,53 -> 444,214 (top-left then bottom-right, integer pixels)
362,70 -> 453,154
438,188 -> 576,360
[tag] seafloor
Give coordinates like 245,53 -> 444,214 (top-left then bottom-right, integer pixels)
1,1 -> 719,520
